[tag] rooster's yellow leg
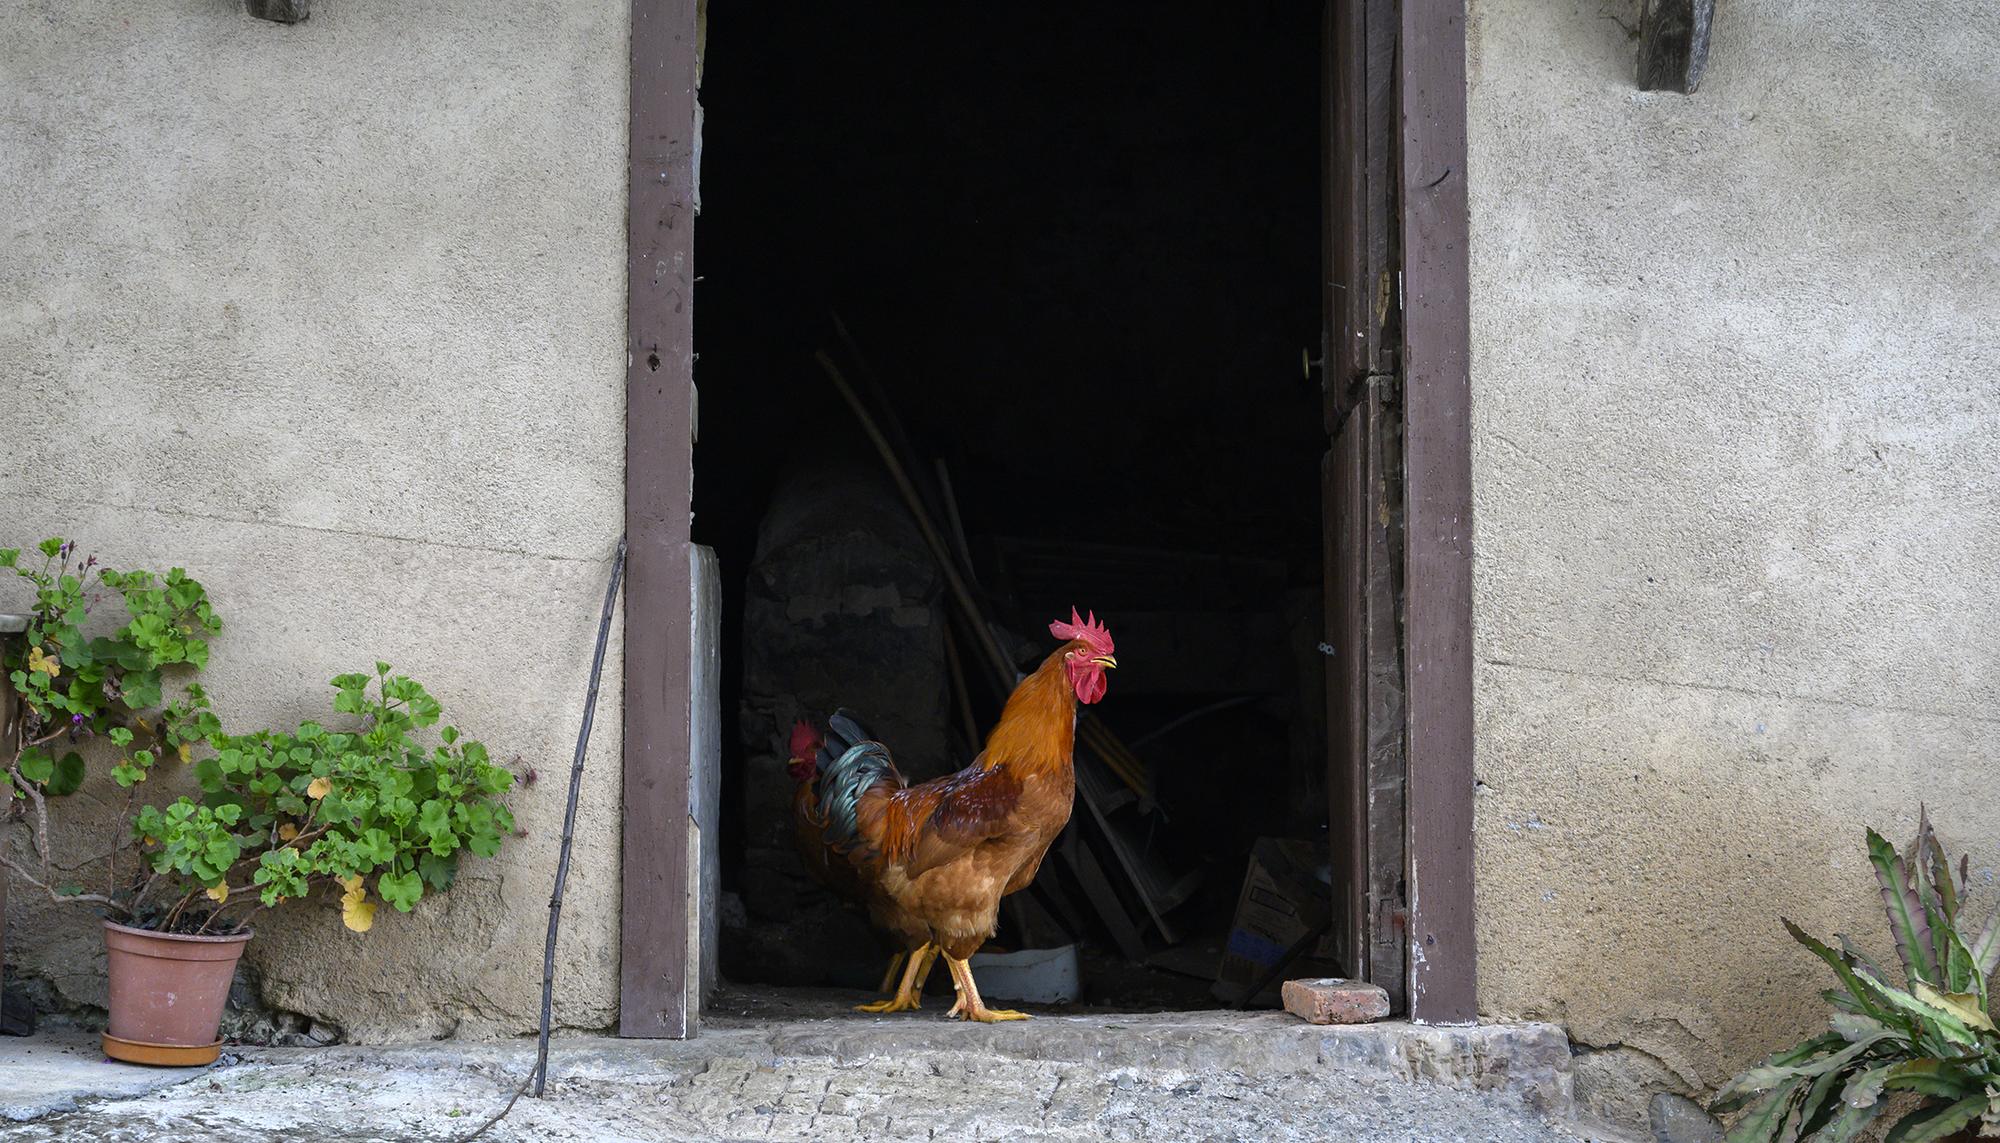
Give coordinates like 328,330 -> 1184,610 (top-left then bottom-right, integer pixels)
941,953 -> 1029,1023
855,946 -> 928,1014
912,944 -> 940,992
876,950 -> 908,995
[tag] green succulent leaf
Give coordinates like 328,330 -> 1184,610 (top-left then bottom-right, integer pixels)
1870,828 -> 1939,987
1788,919 -> 1887,1023
1879,1059 -> 1979,1101
1815,1095 -> 1885,1143
1714,1033 -> 1877,1109
1842,1058 -> 1907,1110
1795,1053 -> 1856,1137
1851,969 -> 1980,1051
1723,1075 -> 1806,1143
1967,907 -> 2000,982
1882,1094 -> 1988,1143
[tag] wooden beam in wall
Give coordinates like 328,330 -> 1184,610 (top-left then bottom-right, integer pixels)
1398,0 -> 1478,1026
622,0 -> 700,1039
1637,0 -> 1715,94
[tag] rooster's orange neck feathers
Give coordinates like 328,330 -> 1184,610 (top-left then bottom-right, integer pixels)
979,643 -> 1086,775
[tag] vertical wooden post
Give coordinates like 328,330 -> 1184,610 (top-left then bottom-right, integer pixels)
1637,0 -> 1715,94
1398,0 -> 1478,1025
1324,0 -> 1408,1012
621,0 -> 701,1039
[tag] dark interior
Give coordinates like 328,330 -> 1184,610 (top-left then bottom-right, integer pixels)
693,1 -> 1331,1011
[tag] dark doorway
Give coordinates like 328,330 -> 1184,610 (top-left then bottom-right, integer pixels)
692,2 -> 1338,1012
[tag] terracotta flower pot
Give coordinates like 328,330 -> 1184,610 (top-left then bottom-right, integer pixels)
101,919 -> 252,1066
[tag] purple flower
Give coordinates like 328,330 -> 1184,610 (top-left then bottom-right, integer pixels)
71,713 -> 84,725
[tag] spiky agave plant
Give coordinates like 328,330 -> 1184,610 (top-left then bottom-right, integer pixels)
1714,810 -> 2000,1142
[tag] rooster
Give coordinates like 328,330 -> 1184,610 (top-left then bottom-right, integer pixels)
786,716 -> 938,1010
806,608 -> 1117,1022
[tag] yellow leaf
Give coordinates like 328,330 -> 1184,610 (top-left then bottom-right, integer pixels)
307,777 -> 332,799
1914,982 -> 1997,1031
340,882 -> 375,933
206,883 -> 229,904
177,743 -> 192,764
338,874 -> 361,893
278,822 -> 299,842
26,646 -> 58,678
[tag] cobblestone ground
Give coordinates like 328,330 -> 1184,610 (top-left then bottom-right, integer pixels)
2,1048 -> 1593,1143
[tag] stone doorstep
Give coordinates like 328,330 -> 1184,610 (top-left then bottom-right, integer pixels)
0,1013 -> 1577,1126
235,1011 -> 1577,1119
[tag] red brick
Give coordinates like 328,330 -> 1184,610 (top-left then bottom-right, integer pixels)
1281,978 -> 1391,1025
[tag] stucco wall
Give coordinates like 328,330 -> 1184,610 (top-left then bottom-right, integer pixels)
0,1 -> 629,1039
1466,0 -> 2000,1125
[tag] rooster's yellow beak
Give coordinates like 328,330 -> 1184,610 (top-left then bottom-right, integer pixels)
1090,655 -> 1118,669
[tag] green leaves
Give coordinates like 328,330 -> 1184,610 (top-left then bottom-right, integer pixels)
1881,1095 -> 1988,1143
192,667 -> 514,933
17,748 -> 54,785
1721,814 -> 2000,1143
1870,828 -> 1937,988
140,800 -> 245,885
377,870 -> 423,912
4,539 -> 511,939
46,752 -> 85,797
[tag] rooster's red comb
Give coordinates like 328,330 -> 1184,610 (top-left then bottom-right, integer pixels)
787,719 -> 821,762
1049,607 -> 1115,657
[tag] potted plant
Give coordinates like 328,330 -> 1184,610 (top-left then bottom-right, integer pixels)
3,539 -> 518,1065
1712,811 -> 2000,1142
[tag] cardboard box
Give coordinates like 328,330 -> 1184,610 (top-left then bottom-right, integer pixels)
1212,838 -> 1337,1005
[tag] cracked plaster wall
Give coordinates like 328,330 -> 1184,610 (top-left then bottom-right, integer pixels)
0,1 -> 631,1038
1465,0 -> 2000,1128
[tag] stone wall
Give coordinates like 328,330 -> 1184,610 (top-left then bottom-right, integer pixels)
730,457 -> 950,987
0,0 -> 630,1039
1465,0 -> 2000,1127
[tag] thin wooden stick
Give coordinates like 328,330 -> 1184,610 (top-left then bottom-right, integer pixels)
933,459 -> 982,591
534,535 -> 627,1097
940,621 -> 982,752
460,536 -> 627,1143
816,350 -> 1014,689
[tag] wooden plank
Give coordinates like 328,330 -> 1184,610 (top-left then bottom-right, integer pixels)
1360,386 -> 1409,1016
1326,385 -> 1409,1015
1324,0 -> 1398,433
621,0 -> 700,1040
688,545 -> 723,1014
1060,828 -> 1150,963
1637,0 -> 1715,94
1324,444 -> 1367,980
1398,0 -> 1478,1025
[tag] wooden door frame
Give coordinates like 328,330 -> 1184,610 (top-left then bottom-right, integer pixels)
621,0 -> 700,1039
1324,0 -> 1476,1027
1396,0 -> 1477,1026
618,0 -> 1475,1036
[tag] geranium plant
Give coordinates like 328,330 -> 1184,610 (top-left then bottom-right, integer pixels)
3,538 -> 516,936
3,538 -> 223,913
1713,810 -> 2000,1142
185,664 -> 517,933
